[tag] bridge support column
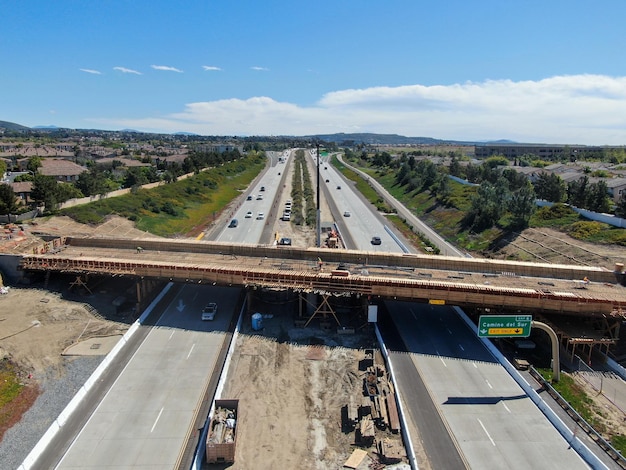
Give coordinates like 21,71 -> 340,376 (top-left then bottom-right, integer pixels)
135,278 -> 166,316
532,321 -> 560,382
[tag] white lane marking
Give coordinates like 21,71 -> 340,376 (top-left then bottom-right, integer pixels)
169,330 -> 175,340
473,362 -> 477,368
410,308 -> 417,320
151,407 -> 164,433
447,328 -> 452,335
502,402 -> 511,413
485,380 -> 493,389
435,351 -> 447,367
458,344 -> 464,351
478,418 -> 496,446
187,343 -> 195,359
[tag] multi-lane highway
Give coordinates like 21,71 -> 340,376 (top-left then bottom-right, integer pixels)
53,285 -> 238,470
27,148 -> 606,469
312,150 -> 592,468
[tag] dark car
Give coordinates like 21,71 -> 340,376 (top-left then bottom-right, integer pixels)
246,195 -> 253,201
228,219 -> 238,228
371,236 -> 382,245
336,185 -> 341,190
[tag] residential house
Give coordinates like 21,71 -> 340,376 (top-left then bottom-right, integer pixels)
39,158 -> 86,182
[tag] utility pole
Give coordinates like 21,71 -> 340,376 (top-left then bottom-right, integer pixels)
316,143 -> 321,248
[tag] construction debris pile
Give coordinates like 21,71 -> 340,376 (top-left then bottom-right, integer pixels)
206,399 -> 239,464
344,349 -> 405,466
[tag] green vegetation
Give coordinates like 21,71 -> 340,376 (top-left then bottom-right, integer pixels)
0,359 -> 38,442
339,151 -> 626,254
538,369 -> 626,455
61,154 -> 265,237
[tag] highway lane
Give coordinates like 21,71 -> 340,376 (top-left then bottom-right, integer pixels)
55,284 -> 240,470
386,301 -> 590,469
312,152 -> 404,252
216,150 -> 287,244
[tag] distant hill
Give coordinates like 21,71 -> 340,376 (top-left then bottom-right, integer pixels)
0,120 -> 30,131
1,121 -> 516,145
307,132 -> 475,146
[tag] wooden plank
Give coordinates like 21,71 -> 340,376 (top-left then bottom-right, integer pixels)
343,448 -> 367,468
348,395 -> 358,423
386,393 -> 400,432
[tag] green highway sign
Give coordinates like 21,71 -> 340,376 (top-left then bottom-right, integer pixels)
478,314 -> 532,338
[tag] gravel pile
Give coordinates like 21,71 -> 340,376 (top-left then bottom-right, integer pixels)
0,355 -> 104,470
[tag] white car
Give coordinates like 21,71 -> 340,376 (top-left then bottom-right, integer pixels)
201,302 -> 217,320
257,212 -> 265,220
245,211 -> 253,218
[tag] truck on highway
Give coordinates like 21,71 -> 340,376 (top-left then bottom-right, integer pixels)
206,399 -> 239,464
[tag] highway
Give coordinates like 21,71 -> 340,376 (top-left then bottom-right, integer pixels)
54,284 -> 238,470
386,301 -> 589,469
317,150 -> 591,468
317,151 -> 405,251
32,148 -> 606,469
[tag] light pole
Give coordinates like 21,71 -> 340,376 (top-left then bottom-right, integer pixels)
316,143 -> 321,248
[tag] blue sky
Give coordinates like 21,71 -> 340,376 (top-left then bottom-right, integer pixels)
3,1 -> 626,144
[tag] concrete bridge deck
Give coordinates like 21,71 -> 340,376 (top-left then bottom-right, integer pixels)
16,236 -> 626,319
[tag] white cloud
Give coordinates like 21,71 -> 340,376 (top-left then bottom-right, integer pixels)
80,68 -> 102,75
151,65 -> 183,73
202,66 -> 222,71
250,66 -> 269,71
94,74 -> 626,145
113,66 -> 142,75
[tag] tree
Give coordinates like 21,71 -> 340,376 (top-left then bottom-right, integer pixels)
31,174 -> 59,212
533,172 -> 566,202
0,183 -> 18,222
76,168 -> 109,196
567,176 -> 590,208
26,156 -> 42,174
508,180 -> 536,229
464,182 -> 507,232
0,159 -> 6,177
449,156 -> 461,177
615,193 -> 626,218
588,181 -> 611,213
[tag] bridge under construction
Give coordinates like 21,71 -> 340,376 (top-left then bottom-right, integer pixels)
14,235 -> 626,359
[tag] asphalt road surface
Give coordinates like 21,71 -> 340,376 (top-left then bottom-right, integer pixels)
386,301 -> 590,470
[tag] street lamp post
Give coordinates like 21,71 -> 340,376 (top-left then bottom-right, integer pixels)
316,143 -> 321,248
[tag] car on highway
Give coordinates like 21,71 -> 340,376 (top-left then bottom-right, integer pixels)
201,302 -> 217,320
336,185 -> 341,190
260,186 -> 265,191
257,212 -> 265,220
256,195 -> 263,200
246,195 -> 253,201
371,236 -> 382,245
325,179 -> 330,183
228,219 -> 238,228
343,211 -> 351,217
245,211 -> 253,218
